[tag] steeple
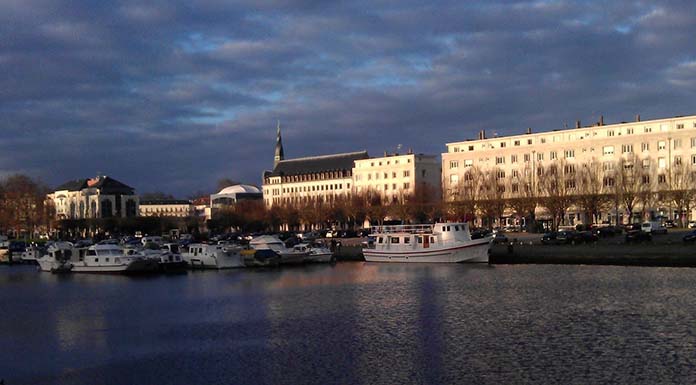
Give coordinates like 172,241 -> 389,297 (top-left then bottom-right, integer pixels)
274,120 -> 284,168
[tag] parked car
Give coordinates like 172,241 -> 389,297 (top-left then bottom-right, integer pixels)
578,231 -> 599,243
492,233 -> 509,244
557,230 -> 582,244
471,229 -> 491,240
593,226 -> 620,237
541,232 -> 559,245
625,230 -> 652,243
689,221 -> 696,229
664,220 -> 676,228
683,230 -> 696,243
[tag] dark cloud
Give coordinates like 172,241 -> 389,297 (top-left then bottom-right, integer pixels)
1,0 -> 695,196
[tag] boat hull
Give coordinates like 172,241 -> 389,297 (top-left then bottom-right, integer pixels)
362,240 -> 490,263
71,259 -> 160,274
185,254 -> 245,269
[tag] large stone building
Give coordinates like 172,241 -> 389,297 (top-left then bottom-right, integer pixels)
353,151 -> 441,201
262,124 -> 442,209
48,175 -> 139,219
442,114 -> 696,226
139,200 -> 194,217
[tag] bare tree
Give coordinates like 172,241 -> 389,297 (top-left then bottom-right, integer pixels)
575,159 -> 610,225
538,161 -> 575,231
506,165 -> 538,232
667,160 -> 696,227
477,167 -> 507,228
450,166 -> 483,223
613,154 -> 644,224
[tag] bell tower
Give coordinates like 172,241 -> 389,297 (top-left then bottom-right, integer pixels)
274,120 -> 284,168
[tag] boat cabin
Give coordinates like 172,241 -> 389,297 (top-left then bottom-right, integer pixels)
371,223 -> 473,250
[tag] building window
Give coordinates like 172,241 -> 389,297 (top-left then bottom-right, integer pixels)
524,154 -> 530,162
500,142 -> 506,148
658,157 -> 666,169
496,170 -> 505,179
621,144 -> 633,154
642,159 -> 650,168
384,184 -> 388,190
392,172 -> 397,178
537,153 -> 544,161
512,184 -> 519,193
392,183 -> 397,190
658,174 -> 667,184
550,151 -> 557,160
511,155 -> 518,163
450,161 -> 458,169
403,170 -> 410,177
603,146 -> 614,156
468,145 -> 474,151
692,155 -> 696,165
384,173 -> 388,179
514,140 -> 520,146
642,175 -> 650,185
564,150 -> 575,159
658,141 -> 666,150
565,180 -> 576,189
626,128 -> 634,135
540,137 -> 546,144
642,142 -> 650,152
464,159 -> 473,167
675,156 -> 682,166
603,162 -> 614,171
496,156 -> 505,165
674,139 -> 682,149
677,123 -> 685,129
564,164 -> 575,174
404,183 -> 410,189
450,174 -> 459,184
603,177 -> 615,187
512,170 -> 519,178
527,139 -> 533,145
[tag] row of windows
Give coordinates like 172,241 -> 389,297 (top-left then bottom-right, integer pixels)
449,122 -> 696,153
356,170 -> 411,181
281,184 -> 348,194
451,139 -> 696,169
361,158 -> 412,168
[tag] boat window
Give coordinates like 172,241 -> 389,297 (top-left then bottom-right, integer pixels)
390,237 -> 400,244
105,258 -> 110,262
416,236 -> 423,244
378,237 -> 384,244
87,249 -> 96,256
430,237 -> 435,243
455,225 -> 459,231
115,258 -> 120,263
94,258 -> 99,262
404,237 -> 410,244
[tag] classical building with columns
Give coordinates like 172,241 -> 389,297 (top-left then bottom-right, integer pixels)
48,175 -> 139,219
442,114 -> 696,226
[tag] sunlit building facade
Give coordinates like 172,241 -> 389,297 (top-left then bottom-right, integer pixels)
442,114 -> 696,225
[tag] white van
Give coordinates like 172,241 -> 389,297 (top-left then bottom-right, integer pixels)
641,221 -> 667,234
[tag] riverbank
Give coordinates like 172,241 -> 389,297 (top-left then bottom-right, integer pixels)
335,233 -> 696,267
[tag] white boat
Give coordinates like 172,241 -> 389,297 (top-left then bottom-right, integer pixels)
20,245 -> 42,264
294,243 -> 334,263
137,243 -> 188,272
362,223 -> 491,263
249,235 -> 309,265
181,243 -> 244,269
37,242 -> 74,273
70,244 -> 159,273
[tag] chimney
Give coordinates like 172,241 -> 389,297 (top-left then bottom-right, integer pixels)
384,150 -> 387,156
408,147 -> 413,154
599,115 -> 604,126
575,120 -> 581,129
635,114 -> 641,122
526,127 -> 532,134
478,129 -> 486,140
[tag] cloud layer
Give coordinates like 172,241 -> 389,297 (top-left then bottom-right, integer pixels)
2,0 -> 695,196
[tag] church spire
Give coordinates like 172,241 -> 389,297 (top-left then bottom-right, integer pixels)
274,120 -> 284,168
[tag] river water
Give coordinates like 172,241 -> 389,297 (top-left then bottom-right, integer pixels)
2,262 -> 696,384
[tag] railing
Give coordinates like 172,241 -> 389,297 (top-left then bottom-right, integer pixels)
370,224 -> 434,234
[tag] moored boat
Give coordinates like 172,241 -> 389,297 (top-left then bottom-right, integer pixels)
362,223 -> 491,263
294,243 -> 334,263
37,242 -> 74,273
71,244 -> 159,273
249,235 -> 309,265
181,243 -> 244,269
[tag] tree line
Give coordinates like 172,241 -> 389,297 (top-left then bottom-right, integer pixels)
448,155 -> 696,231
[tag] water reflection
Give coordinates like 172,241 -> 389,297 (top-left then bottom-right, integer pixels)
4,264 -> 696,384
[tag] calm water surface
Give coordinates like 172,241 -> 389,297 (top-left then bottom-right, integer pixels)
2,262 -> 696,384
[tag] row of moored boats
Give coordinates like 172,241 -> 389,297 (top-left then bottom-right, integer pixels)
35,235 -> 334,274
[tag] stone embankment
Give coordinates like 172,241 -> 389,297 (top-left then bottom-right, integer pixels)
335,230 -> 696,266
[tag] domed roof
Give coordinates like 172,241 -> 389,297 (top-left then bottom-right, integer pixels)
217,184 -> 261,195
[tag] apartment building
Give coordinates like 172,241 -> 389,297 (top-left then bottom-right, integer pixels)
353,152 -> 441,201
442,114 -> 696,224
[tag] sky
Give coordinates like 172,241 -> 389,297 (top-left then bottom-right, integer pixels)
2,0 -> 695,197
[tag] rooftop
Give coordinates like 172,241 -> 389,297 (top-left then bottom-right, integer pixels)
269,150 -> 369,177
